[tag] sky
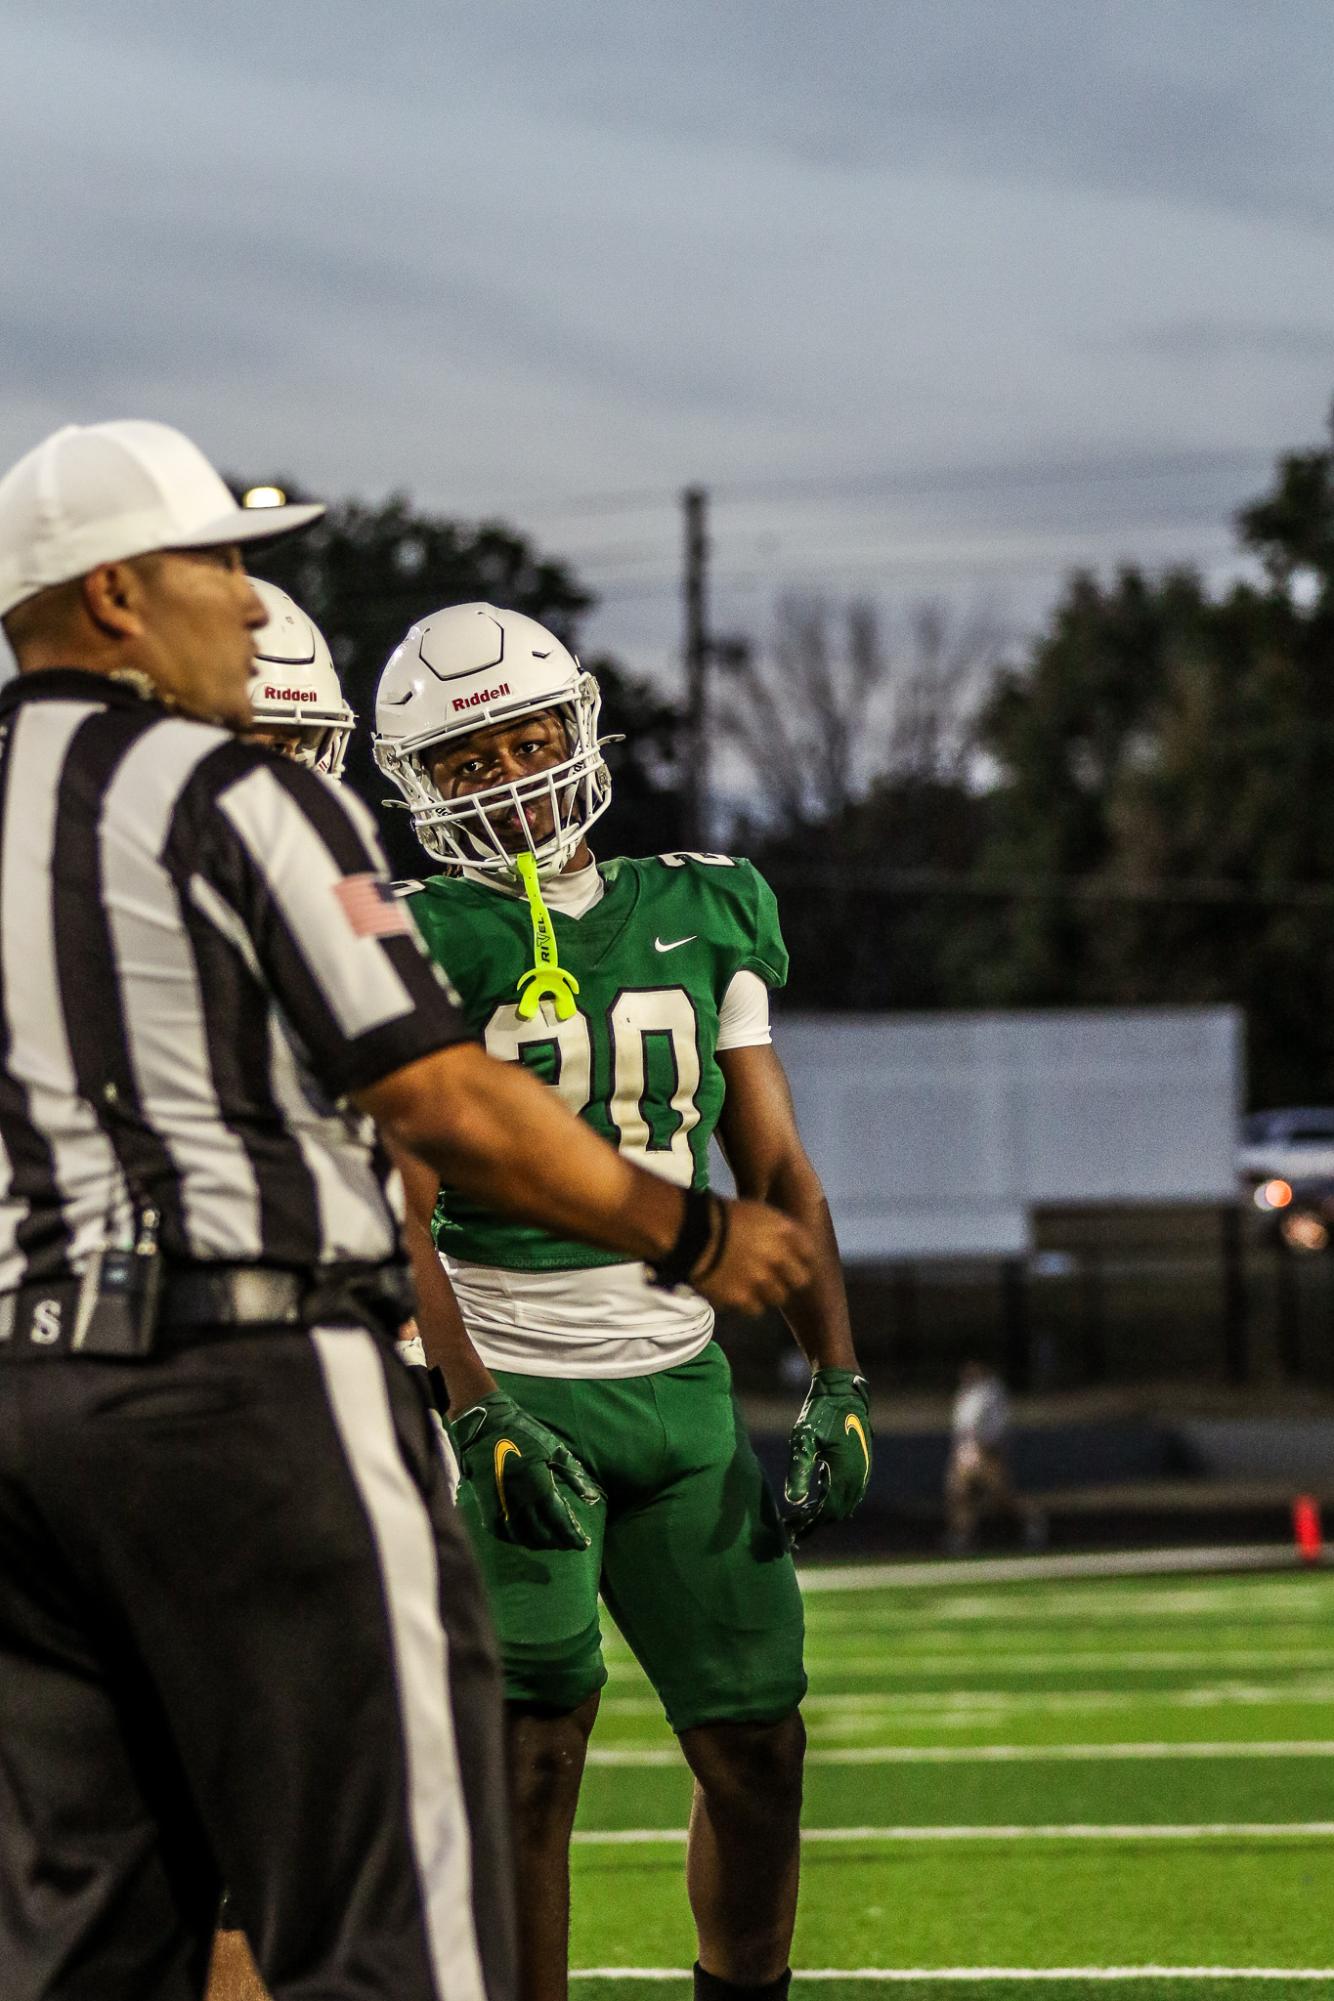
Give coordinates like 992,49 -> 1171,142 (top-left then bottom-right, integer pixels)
1,0 -> 1332,685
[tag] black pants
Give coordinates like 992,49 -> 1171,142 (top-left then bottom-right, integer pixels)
0,1324 -> 515,2001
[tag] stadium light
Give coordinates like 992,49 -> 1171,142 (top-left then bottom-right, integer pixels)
242,485 -> 287,509
1282,1210 -> 1330,1253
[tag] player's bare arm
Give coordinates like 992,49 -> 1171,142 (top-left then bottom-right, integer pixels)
717,1042 -> 872,1541
716,1042 -> 858,1372
391,1135 -> 498,1407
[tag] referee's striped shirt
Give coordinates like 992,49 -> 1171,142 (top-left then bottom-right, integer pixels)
0,667 -> 472,1288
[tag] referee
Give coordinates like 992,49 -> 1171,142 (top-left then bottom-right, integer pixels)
0,421 -> 813,2001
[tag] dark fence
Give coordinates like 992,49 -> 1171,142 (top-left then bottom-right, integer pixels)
723,1201 -> 1331,1396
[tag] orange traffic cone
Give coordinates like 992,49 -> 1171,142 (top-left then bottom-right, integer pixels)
1293,1494 -> 1323,1565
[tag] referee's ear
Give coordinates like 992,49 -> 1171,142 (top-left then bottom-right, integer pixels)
4,561 -> 156,673
83,559 -> 153,641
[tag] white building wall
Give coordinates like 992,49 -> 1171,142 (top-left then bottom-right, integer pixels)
756,1008 -> 1241,1261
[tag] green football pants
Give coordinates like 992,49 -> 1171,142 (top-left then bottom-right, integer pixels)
455,1340 -> 807,1731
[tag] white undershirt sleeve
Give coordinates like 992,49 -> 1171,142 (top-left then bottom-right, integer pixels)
716,968 -> 772,1050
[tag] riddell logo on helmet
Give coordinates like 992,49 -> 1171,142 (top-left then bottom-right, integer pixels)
263,685 -> 316,702
452,682 -> 510,712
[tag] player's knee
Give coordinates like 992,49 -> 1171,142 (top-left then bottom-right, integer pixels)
685,1709 -> 806,1821
748,1709 -> 806,1810
507,1692 -> 600,1832
509,1736 -> 582,1826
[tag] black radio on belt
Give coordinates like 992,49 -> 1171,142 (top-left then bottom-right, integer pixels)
0,1204 -> 164,1359
0,1251 -> 416,1358
0,1071 -> 168,1358
0,1059 -> 414,1361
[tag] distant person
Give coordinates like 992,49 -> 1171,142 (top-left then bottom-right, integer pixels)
945,1359 -> 1045,1553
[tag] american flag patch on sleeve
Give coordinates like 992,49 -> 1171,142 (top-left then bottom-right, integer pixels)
333,873 -> 413,938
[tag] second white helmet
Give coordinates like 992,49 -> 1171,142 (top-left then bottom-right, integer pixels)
248,580 -> 355,779
373,602 -> 612,876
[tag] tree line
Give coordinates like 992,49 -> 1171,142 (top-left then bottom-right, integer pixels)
245,404 -> 1334,1108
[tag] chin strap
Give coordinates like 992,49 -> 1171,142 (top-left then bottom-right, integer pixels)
514,850 -> 581,1021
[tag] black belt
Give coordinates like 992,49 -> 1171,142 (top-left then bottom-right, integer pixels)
162,1263 -> 413,1332
0,1261 -> 414,1360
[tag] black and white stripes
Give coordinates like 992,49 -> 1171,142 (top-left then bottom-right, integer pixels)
312,1326 -> 490,2000
0,669 -> 471,1284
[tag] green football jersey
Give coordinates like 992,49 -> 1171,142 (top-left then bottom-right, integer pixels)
408,853 -> 788,1272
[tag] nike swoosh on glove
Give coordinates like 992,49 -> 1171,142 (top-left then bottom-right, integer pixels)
449,1391 -> 604,1552
783,1368 -> 872,1546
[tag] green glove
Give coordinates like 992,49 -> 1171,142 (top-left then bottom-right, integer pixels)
783,1368 -> 872,1546
449,1392 -> 604,1552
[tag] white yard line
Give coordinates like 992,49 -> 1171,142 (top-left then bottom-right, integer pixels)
601,1677 -> 1334,1718
814,1680 -> 1334,1712
573,1821 -> 1334,1843
572,1970 -> 1334,1983
799,1547 -> 1325,1592
810,1626 -> 1334,1644
801,1648 -> 1332,1672
809,1591 -> 1333,1625
586,1739 -> 1334,1766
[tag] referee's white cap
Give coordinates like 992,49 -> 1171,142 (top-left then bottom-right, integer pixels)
0,420 -> 324,618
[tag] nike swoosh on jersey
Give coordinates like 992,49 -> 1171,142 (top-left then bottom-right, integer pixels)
844,1412 -> 871,1478
494,1438 -> 521,1517
654,934 -> 697,952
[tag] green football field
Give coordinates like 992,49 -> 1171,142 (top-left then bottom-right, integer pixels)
566,1560 -> 1334,2000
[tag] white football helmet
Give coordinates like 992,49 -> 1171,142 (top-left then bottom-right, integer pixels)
373,602 -> 612,877
247,579 -> 355,779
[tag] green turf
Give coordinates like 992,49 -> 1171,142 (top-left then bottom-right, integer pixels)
572,1987 -> 1334,2001
566,1566 -> 1334,1997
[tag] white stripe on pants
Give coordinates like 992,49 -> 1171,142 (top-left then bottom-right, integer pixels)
312,1327 -> 486,2001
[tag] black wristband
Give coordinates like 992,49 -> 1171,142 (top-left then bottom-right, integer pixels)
692,1193 -> 730,1283
649,1188 -> 716,1289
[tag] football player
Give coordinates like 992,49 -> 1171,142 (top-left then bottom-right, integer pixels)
374,604 -> 872,2001
244,578 -> 355,772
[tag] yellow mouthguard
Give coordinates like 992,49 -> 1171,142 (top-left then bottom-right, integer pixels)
514,851 -> 581,1021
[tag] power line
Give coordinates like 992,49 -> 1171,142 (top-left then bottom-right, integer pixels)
525,446 -> 1275,522
590,539 -> 1243,603
760,865 -> 1334,909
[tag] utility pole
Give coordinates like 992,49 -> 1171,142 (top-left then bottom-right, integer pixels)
682,485 -> 709,850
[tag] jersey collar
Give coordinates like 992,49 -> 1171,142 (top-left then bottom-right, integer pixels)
0,667 -> 168,717
461,854 -> 605,919
445,852 -> 644,970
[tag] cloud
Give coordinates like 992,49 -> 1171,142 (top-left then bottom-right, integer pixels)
1120,319 -> 1334,363
0,8 -> 801,438
1,0 -> 1331,678
353,0 -> 1334,238
27,0 -> 1334,238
